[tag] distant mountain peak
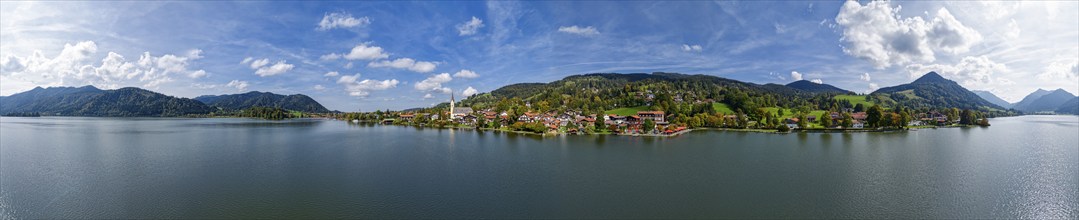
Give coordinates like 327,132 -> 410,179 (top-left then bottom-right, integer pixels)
912,71 -> 950,84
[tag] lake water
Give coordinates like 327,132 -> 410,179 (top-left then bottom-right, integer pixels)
1,115 -> 1076,218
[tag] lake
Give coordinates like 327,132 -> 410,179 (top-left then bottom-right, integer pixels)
1,115 -> 1076,218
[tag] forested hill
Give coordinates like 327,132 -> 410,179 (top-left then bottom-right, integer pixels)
0,86 -> 212,116
457,72 -> 863,117
195,91 -> 330,113
869,72 -> 1004,111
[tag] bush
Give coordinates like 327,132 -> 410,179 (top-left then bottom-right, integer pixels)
776,124 -> 791,132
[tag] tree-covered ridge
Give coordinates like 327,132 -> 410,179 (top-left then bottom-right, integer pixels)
870,72 -> 1005,111
0,86 -> 212,117
195,91 -> 330,113
785,80 -> 853,94
237,106 -> 295,120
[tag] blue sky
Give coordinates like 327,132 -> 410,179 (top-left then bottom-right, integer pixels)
2,1 -> 1077,111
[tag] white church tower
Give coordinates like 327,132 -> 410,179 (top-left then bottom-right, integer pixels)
449,93 -> 455,120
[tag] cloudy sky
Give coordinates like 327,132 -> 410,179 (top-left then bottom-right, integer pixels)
2,1 -> 1076,111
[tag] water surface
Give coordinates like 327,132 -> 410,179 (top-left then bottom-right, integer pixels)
1,116 -> 1076,218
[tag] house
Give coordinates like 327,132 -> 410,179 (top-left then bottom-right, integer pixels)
851,112 -> 868,121
807,115 -> 817,123
451,107 -> 474,119
784,118 -> 800,129
483,111 -> 498,120
607,114 -> 626,124
460,115 -> 477,124
852,120 -> 865,128
637,111 -> 665,123
518,112 -> 539,123
399,114 -> 415,121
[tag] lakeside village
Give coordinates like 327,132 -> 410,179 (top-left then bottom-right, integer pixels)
336,94 -> 992,137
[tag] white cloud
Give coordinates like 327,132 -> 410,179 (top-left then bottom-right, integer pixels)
368,58 -> 437,73
188,70 -> 207,78
452,69 -> 479,78
810,79 -> 823,84
319,53 -> 341,61
681,44 -> 703,52
767,71 -> 786,81
186,49 -> 203,59
456,16 -> 485,36
323,43 -> 389,61
868,83 -> 880,93
316,12 -> 371,31
248,58 -> 270,69
423,93 -> 434,99
0,41 -> 208,91
859,73 -> 871,81
227,80 -> 249,91
835,1 -> 983,69
1037,59 -> 1079,80
345,43 -> 390,60
905,55 -> 1010,90
313,85 -> 325,91
252,60 -> 293,77
462,86 -> 478,96
414,73 -> 453,93
790,71 -> 803,81
558,25 -> 600,36
324,71 -> 340,77
336,74 -> 399,97
1004,19 -> 1021,40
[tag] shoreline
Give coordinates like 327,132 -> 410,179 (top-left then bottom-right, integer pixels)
364,123 -> 953,137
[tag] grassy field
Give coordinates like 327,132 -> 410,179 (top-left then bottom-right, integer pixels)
604,106 -> 651,116
834,95 -> 875,107
712,103 -> 735,114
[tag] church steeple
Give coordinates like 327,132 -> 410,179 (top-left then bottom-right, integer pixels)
449,93 -> 455,120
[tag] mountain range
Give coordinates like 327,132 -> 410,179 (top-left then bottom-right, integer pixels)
1011,89 -> 1077,113
3,71 -> 1068,117
0,86 -> 212,117
0,86 -> 329,116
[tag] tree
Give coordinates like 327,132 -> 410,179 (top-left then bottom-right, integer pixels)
777,108 -> 785,117
854,103 -> 866,112
866,105 -> 884,128
899,111 -> 911,128
960,109 -> 975,125
797,114 -> 808,128
841,113 -> 853,128
594,115 -> 606,131
820,112 -> 833,128
643,118 -> 656,133
776,124 -> 791,132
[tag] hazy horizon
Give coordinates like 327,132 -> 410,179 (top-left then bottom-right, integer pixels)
2,1 -> 1077,111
